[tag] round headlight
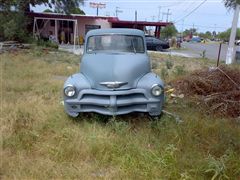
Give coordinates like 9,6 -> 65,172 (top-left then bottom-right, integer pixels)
151,84 -> 163,96
64,85 -> 76,97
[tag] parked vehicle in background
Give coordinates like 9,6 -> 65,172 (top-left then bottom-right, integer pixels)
176,37 -> 182,48
145,36 -> 170,51
236,46 -> 240,63
177,37 -> 183,43
235,40 -> 240,45
183,35 -> 191,42
63,29 -> 165,117
190,36 -> 201,43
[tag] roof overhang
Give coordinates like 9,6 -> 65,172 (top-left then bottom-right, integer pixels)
27,12 -> 173,27
108,19 -> 173,27
27,12 -> 117,21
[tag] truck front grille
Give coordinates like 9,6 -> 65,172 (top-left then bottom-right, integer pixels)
77,89 -> 149,115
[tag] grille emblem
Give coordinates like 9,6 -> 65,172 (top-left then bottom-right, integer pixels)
100,81 -> 128,88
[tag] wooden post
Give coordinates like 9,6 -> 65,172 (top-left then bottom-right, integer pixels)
33,18 -> 36,37
74,20 -> 77,50
217,43 -> 222,67
55,20 -> 58,43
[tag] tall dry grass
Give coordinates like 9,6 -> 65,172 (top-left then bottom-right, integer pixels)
1,49 -> 240,179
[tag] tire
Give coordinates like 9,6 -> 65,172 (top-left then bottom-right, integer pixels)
148,114 -> 162,121
155,45 -> 163,51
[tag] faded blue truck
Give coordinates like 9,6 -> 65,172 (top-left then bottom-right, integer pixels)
63,28 -> 164,117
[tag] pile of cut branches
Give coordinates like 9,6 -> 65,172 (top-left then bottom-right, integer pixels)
171,66 -> 240,118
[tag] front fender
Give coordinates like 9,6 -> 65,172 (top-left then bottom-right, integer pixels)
64,73 -> 91,98
137,72 -> 164,115
137,72 -> 164,91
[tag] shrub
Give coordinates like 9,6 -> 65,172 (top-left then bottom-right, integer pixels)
151,61 -> 158,69
173,65 -> 186,76
165,60 -> 174,70
200,50 -> 207,59
36,39 -> 59,49
0,11 -> 30,42
160,67 -> 169,80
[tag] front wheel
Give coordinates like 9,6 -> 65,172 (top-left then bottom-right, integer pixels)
66,111 -> 79,118
148,115 -> 162,121
155,45 -> 163,51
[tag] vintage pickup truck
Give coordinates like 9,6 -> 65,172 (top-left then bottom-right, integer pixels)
63,28 -> 164,117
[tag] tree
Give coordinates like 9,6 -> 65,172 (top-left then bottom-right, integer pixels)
68,7 -> 85,15
161,25 -> 178,38
205,31 -> 212,38
198,31 -> 212,39
0,10 -> 29,42
54,0 -> 84,14
217,28 -> 240,41
0,0 -> 84,41
0,0 -> 84,14
43,9 -> 53,13
223,0 -> 240,9
183,28 -> 197,37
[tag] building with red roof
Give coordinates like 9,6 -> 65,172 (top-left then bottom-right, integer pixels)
28,12 -> 172,47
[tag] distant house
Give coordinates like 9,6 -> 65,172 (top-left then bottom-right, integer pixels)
28,12 -> 172,47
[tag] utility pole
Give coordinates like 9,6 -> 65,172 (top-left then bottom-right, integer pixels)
115,7 -> 123,17
181,19 -> 184,39
134,11 -> 138,29
162,13 -> 164,21
226,4 -> 240,64
105,11 -> 110,16
158,6 -> 161,21
90,2 -> 106,16
162,9 -> 171,22
166,9 -> 170,22
190,23 -> 195,38
150,15 -> 155,22
135,10 -> 137,21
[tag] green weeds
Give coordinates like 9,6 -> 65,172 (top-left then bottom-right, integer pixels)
1,49 -> 240,179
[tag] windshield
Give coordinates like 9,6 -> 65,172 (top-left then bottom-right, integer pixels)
86,35 -> 145,53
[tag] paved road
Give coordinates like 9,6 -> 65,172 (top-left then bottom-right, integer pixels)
152,42 -> 229,61
59,42 -> 230,61
180,42 -> 228,61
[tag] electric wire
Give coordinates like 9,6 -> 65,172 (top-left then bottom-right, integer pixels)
174,0 -> 208,23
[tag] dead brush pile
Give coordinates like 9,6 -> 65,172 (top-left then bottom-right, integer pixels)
171,65 -> 240,118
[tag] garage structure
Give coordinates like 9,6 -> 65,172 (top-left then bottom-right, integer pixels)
109,19 -> 172,38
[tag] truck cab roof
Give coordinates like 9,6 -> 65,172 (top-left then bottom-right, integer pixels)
86,28 -> 145,38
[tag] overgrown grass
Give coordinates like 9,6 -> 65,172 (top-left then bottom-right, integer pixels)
150,52 -> 216,82
1,49 -> 240,179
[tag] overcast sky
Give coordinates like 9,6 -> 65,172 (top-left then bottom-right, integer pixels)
32,0 -> 240,33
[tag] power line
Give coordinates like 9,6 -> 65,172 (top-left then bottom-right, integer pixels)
174,0 -> 208,23
113,0 -> 188,11
162,9 -> 171,22
115,6 -> 123,17
175,24 -> 231,33
158,6 -> 161,21
154,0 -> 188,8
175,23 -> 228,29
160,1 -> 197,22
179,1 -> 199,14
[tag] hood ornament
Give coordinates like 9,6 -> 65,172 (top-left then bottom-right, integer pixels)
100,81 -> 128,89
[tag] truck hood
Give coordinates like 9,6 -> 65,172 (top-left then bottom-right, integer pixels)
80,53 -> 150,90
